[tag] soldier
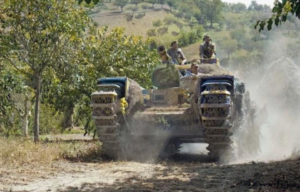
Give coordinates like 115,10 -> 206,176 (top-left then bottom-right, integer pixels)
167,41 -> 186,65
191,64 -> 199,75
199,35 -> 216,59
157,45 -> 174,65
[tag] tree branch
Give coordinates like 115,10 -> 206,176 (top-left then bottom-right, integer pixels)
3,56 -> 31,76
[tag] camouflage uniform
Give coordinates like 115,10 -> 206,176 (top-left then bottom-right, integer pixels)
200,42 -> 216,59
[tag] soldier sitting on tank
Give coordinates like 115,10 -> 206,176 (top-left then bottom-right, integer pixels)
184,64 -> 199,76
167,41 -> 187,65
191,64 -> 199,75
199,35 -> 216,63
157,45 -> 174,65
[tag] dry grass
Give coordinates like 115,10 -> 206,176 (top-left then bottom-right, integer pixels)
93,10 -> 169,37
0,137 -> 102,167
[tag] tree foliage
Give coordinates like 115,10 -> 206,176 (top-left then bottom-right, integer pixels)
44,27 -> 159,133
166,0 -> 176,11
130,0 -> 142,7
114,0 -> 129,12
0,66 -> 25,136
203,0 -> 223,28
0,0 -> 91,141
157,0 -> 166,9
255,0 -> 300,32
153,19 -> 163,28
230,28 -> 246,43
145,0 -> 157,8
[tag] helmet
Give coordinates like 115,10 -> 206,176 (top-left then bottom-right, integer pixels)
170,40 -> 179,47
203,34 -> 211,41
157,45 -> 166,54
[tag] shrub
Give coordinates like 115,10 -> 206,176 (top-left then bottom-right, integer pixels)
157,27 -> 168,35
125,14 -> 134,22
141,4 -> 148,10
178,31 -> 202,47
153,19 -> 163,28
135,13 -> 145,19
147,29 -> 156,37
171,31 -> 179,36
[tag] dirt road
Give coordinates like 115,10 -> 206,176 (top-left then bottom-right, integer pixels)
2,152 -> 299,192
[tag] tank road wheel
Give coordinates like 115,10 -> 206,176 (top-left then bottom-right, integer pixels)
199,82 -> 234,162
91,87 -> 125,160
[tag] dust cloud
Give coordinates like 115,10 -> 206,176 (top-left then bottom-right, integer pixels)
232,32 -> 300,163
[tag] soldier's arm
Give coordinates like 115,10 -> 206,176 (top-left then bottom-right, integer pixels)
178,49 -> 186,64
199,45 -> 204,58
212,43 -> 216,54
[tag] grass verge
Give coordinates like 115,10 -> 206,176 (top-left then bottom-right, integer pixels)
0,137 -> 103,167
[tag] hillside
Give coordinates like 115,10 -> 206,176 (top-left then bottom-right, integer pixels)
91,3 -> 173,37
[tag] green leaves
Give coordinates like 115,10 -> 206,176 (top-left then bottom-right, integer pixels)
78,0 -> 99,4
255,0 -> 300,32
267,19 -> 273,31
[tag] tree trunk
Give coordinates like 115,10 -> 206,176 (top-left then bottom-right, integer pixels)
210,19 -> 213,28
61,106 -> 74,131
23,96 -> 29,137
34,76 -> 41,142
121,6 -> 123,12
152,3 -> 155,8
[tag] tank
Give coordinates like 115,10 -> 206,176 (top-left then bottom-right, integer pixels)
90,58 -> 252,161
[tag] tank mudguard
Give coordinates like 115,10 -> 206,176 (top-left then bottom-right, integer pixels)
97,77 -> 129,98
199,75 -> 234,95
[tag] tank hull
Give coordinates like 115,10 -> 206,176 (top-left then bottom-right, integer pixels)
90,64 -> 248,161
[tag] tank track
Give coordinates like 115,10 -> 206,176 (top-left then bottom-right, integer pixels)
91,85 -> 123,159
198,82 -> 233,160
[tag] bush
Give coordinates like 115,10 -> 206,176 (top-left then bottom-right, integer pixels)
135,13 -> 145,19
173,11 -> 184,19
157,27 -> 168,35
178,31 -> 202,47
125,14 -> 134,22
148,39 -> 158,50
171,31 -> 179,36
153,19 -> 163,28
141,3 -> 148,10
147,29 -> 156,37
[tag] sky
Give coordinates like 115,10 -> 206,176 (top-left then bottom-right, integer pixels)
223,0 -> 276,7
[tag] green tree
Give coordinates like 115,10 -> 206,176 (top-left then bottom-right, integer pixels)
146,0 -> 157,8
0,0 -> 90,142
230,28 -> 246,43
196,0 -> 223,28
219,38 -> 238,59
232,3 -> 247,13
114,0 -> 129,12
131,0 -> 142,7
157,0 -> 166,9
44,27 -> 159,134
166,0 -> 176,12
0,66 -> 25,137
256,0 -> 300,32
78,0 -> 102,5
153,19 -> 163,28
248,0 -> 259,11
126,5 -> 138,13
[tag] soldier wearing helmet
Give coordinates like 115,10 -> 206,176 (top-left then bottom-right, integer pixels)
199,35 -> 216,60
